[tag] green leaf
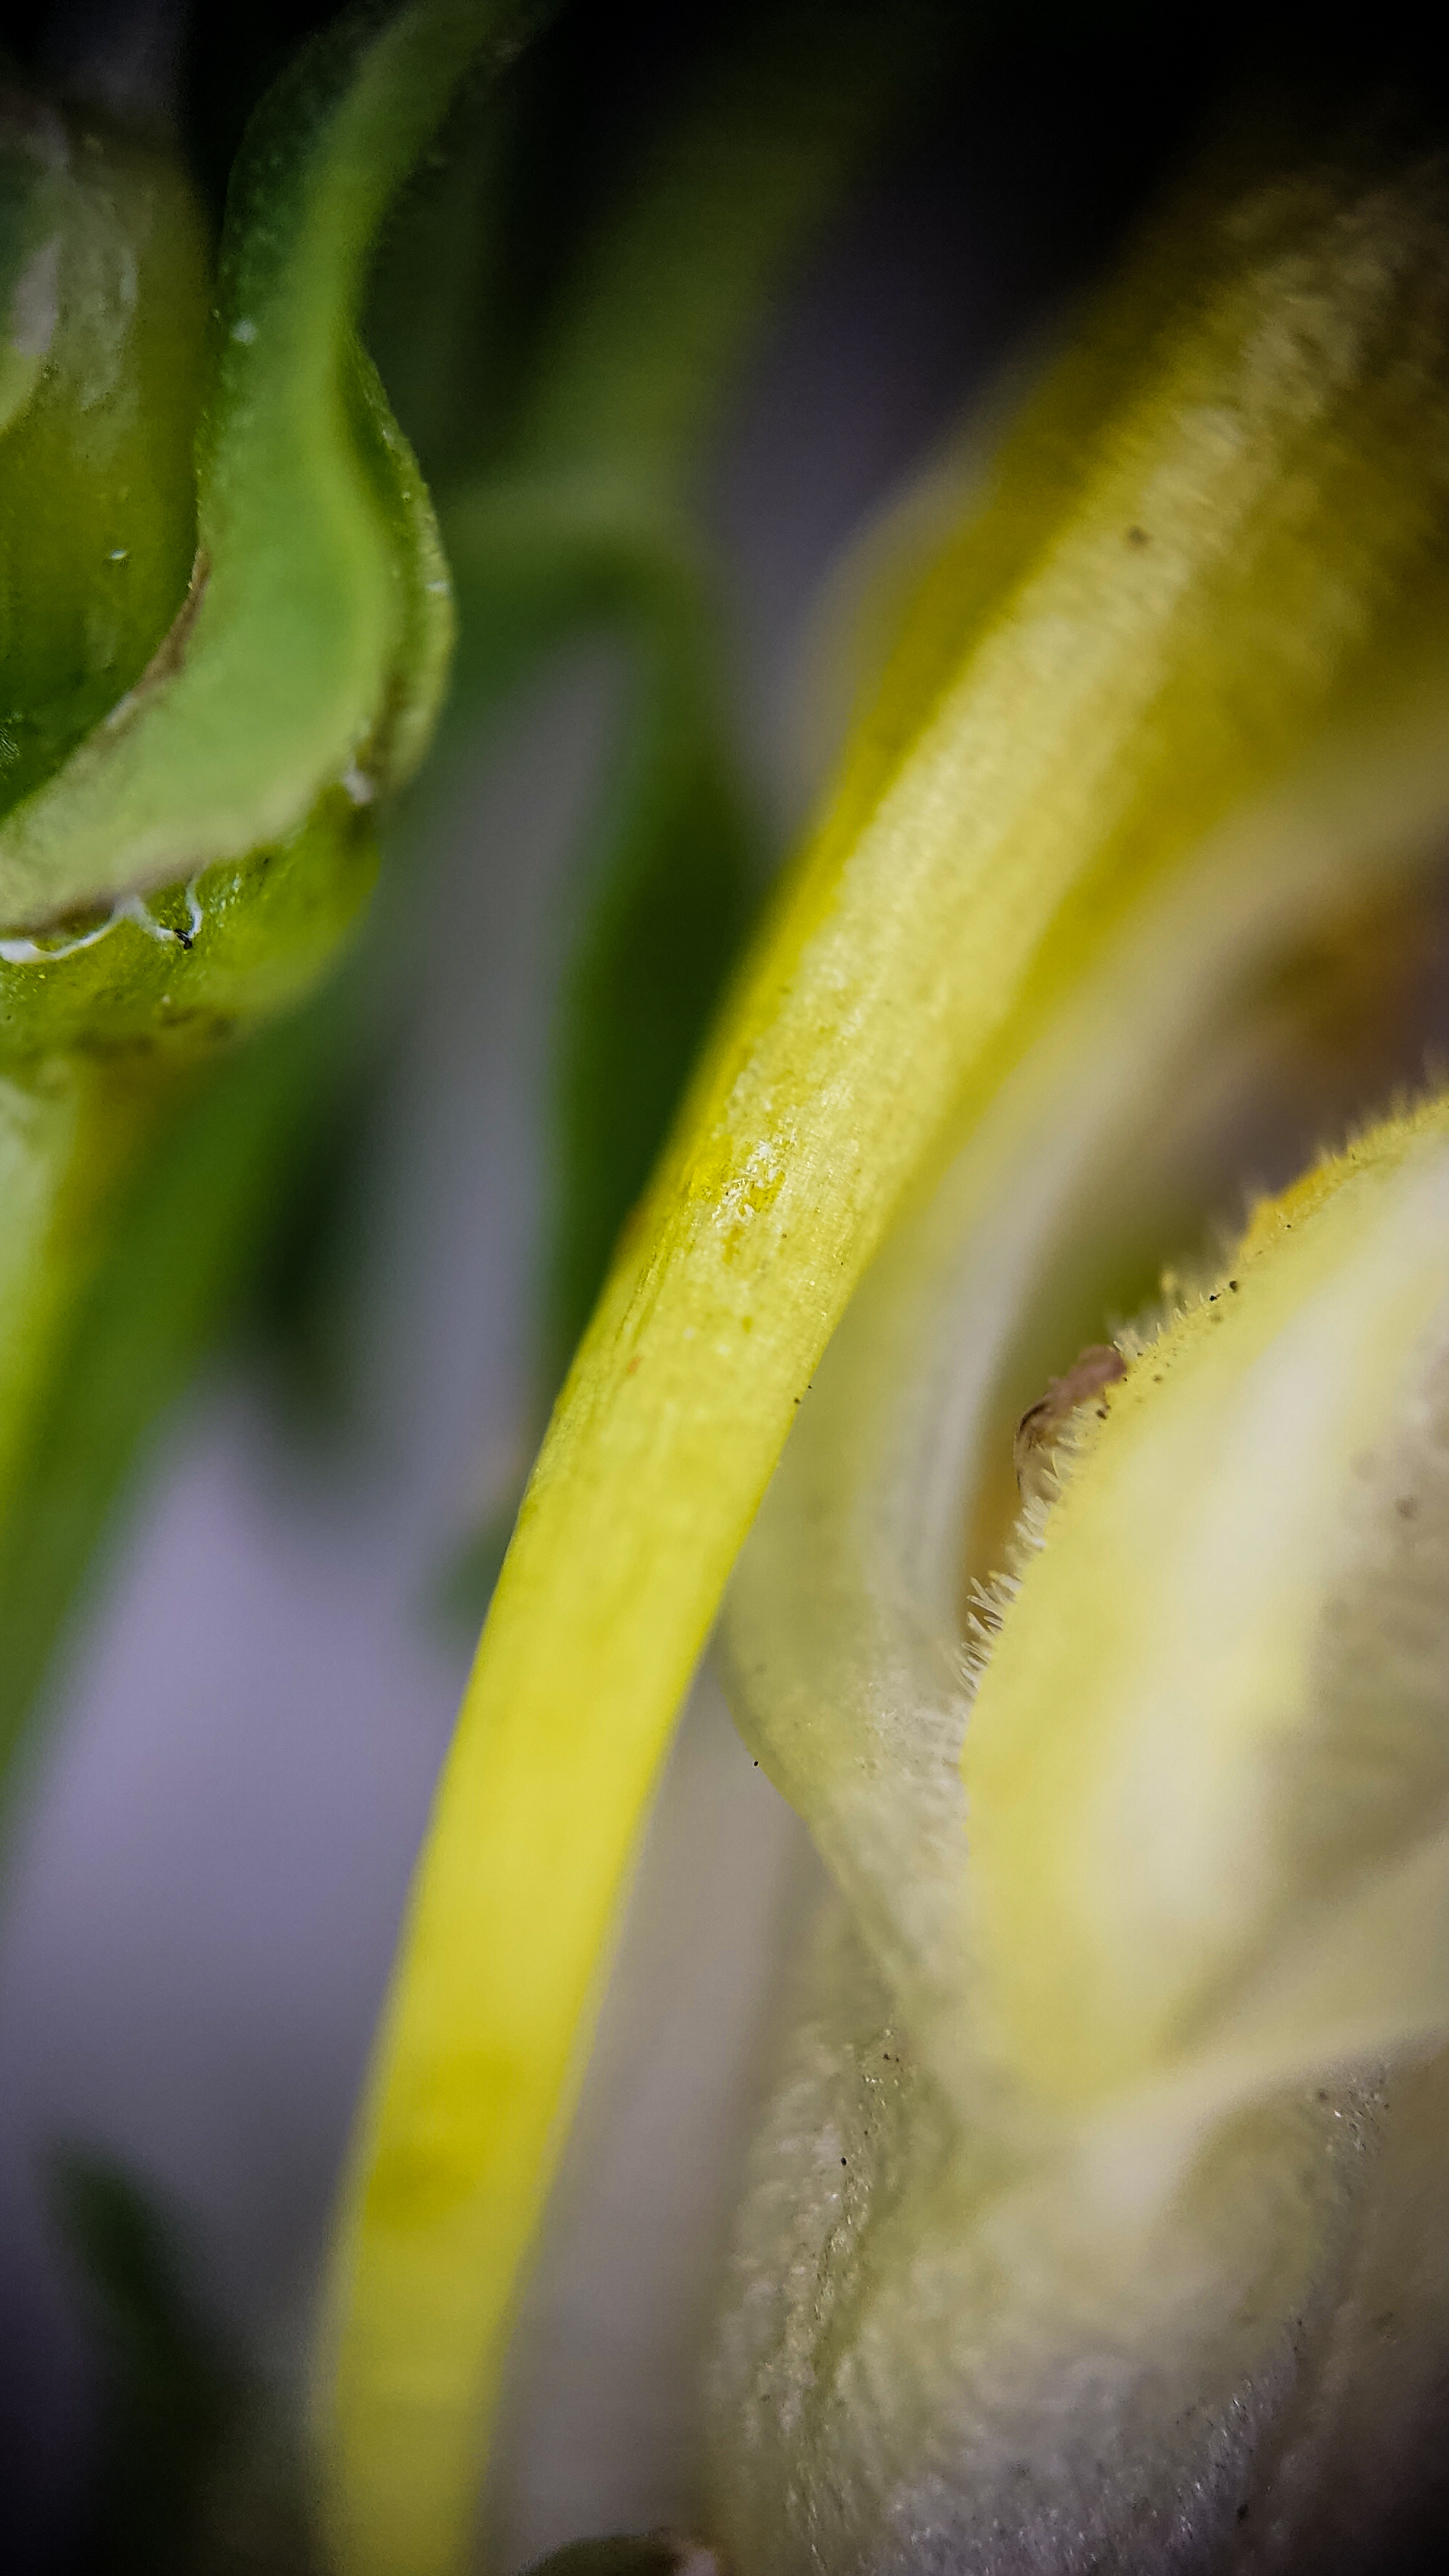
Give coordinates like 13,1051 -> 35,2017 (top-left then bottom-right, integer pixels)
0,3 -> 545,1812
0,92 -> 208,820
0,997 -> 357,1797
0,0 -> 540,930
51,2151 -> 246,2576
52,2148 -> 328,2576
502,0 -> 957,497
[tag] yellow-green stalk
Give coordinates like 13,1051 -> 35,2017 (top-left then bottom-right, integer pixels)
318,142 -> 1449,2576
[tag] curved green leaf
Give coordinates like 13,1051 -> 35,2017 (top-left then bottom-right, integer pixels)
0,0 -> 533,929
0,92 -> 207,820
0,1 -> 541,1820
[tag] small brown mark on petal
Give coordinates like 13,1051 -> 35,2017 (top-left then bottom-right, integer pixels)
1014,1343 -> 1126,1504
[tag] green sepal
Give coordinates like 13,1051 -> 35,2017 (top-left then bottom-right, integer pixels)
0,92 -> 208,823
0,2 -> 544,1813
0,0 -> 535,937
0,786 -> 378,1058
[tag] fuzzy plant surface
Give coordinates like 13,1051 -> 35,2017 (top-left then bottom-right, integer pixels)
316,106 -> 1449,2576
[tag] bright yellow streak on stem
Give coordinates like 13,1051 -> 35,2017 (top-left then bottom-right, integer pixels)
316,159 -> 1449,2576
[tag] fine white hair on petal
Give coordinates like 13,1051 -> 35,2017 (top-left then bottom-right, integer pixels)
706,1895 -> 1386,2576
711,732 -> 1449,2569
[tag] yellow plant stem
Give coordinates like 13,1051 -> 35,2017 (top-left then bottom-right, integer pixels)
316,156 -> 1449,2576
